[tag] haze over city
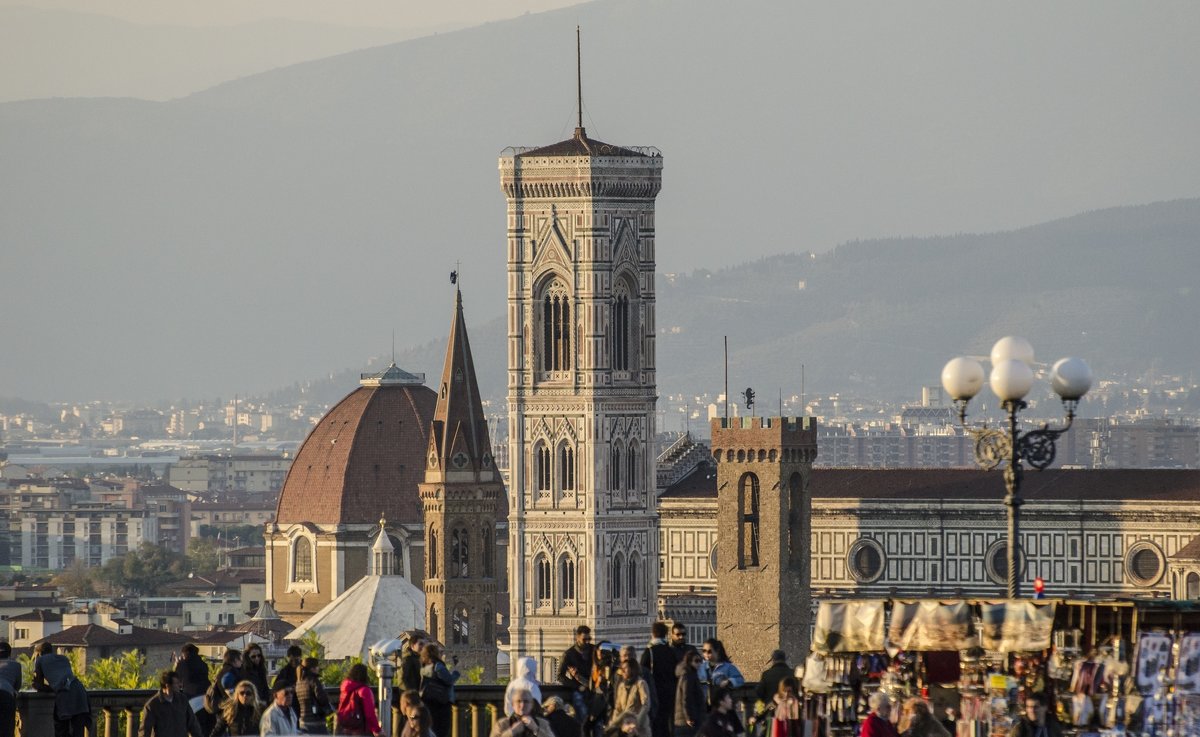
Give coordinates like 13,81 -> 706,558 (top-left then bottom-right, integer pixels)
3,0 -> 1199,407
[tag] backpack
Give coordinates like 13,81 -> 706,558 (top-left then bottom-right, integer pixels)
337,686 -> 366,732
203,678 -> 227,714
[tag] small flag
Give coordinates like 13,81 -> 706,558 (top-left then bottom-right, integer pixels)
450,270 -> 458,284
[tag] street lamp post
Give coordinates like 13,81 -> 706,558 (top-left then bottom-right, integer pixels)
942,336 -> 1093,598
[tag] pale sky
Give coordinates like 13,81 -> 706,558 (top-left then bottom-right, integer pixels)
2,0 -> 584,28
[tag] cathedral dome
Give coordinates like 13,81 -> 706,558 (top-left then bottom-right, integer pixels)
275,365 -> 436,526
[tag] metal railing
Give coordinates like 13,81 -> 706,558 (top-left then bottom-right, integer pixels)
16,683 -> 761,737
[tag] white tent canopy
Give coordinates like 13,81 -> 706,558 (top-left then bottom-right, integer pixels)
285,574 -> 425,661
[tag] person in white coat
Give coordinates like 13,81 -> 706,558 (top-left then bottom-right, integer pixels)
505,658 -> 544,716
260,683 -> 300,736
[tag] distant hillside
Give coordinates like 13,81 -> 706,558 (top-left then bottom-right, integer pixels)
276,200 -> 1200,407
3,0 -> 1199,400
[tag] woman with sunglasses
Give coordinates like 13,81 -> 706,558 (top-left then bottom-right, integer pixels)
242,644 -> 271,704
210,680 -> 263,737
674,650 -> 705,737
696,641 -> 743,709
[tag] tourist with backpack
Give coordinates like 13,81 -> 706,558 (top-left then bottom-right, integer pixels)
336,663 -> 380,736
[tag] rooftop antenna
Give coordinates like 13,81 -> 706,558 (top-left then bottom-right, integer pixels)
724,336 -> 729,421
576,26 -> 584,134
391,329 -> 395,365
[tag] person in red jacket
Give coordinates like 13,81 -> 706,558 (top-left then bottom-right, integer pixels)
861,693 -> 899,737
337,663 -> 381,736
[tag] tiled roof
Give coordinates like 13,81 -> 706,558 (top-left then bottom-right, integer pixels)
36,624 -> 190,647
1172,536 -> 1200,561
518,128 -> 649,159
661,467 -> 1200,503
274,382 -> 436,526
659,462 -> 718,499
7,608 -> 61,622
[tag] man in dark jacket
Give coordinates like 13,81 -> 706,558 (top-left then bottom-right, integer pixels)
754,650 -> 791,703
139,670 -> 204,737
33,642 -> 92,737
558,625 -> 594,724
176,644 -> 210,700
641,621 -> 680,737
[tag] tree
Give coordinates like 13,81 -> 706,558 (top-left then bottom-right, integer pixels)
185,537 -> 222,578
99,542 -> 188,596
51,560 -> 98,599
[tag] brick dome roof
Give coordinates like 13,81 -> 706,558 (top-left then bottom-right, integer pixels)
275,379 -> 436,526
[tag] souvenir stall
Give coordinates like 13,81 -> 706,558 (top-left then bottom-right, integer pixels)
807,600 -> 888,736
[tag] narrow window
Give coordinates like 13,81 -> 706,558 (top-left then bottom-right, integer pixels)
560,556 -> 576,603
536,444 -> 551,492
612,553 -> 624,605
451,526 -> 469,578
627,443 -> 638,492
481,524 -> 493,577
535,555 -> 551,606
429,604 -> 439,641
429,527 -> 438,578
611,292 -> 630,370
628,554 -> 640,600
292,537 -> 312,583
452,604 -> 470,645
559,445 -> 575,492
739,473 -> 761,568
611,445 -> 622,492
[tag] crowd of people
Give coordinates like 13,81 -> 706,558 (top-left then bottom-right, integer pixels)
0,625 -> 1067,737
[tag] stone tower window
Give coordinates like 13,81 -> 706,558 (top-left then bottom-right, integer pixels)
541,285 -> 572,372
612,291 -> 630,370
535,555 -> 551,607
481,524 -> 493,577
627,442 -> 639,492
292,537 -> 313,583
428,526 -> 438,578
536,443 -> 552,493
628,553 -> 640,601
452,604 -> 470,645
611,444 -> 622,491
559,444 -> 575,492
559,555 -> 576,604
484,605 -> 494,643
612,552 -> 624,605
451,526 -> 470,578
738,473 -> 760,569
429,604 -> 439,642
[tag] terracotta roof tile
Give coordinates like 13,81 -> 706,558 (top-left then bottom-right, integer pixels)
518,129 -> 649,159
274,383 -> 436,526
36,624 -> 190,647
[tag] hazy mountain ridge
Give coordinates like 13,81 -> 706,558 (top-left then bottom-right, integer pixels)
3,0 -> 1199,400
268,199 -> 1200,409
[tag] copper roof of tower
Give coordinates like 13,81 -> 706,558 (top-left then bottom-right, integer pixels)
428,289 -> 494,475
516,127 -> 652,159
274,378 -> 435,526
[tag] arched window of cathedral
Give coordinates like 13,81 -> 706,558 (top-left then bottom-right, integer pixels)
559,443 -> 575,493
292,537 -> 313,583
452,604 -> 470,645
738,473 -> 760,569
611,288 -> 630,371
429,604 -> 439,642
559,554 -> 576,604
628,553 -> 640,601
611,444 -> 622,492
535,443 -> 551,493
627,442 -> 639,492
612,552 -> 624,606
451,526 -> 469,578
1188,572 -> 1200,599
481,524 -> 493,577
428,526 -> 438,578
535,555 -> 551,608
541,283 -> 572,372
484,605 -> 494,643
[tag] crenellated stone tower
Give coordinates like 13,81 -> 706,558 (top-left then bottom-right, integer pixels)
420,289 -> 501,680
712,416 -> 818,667
500,123 -> 663,676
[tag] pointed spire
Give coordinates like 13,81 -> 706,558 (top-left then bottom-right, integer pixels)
576,26 -> 584,137
428,288 -> 494,478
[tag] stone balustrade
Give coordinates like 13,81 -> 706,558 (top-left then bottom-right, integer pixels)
15,683 -> 761,737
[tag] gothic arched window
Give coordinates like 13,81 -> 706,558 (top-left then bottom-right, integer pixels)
559,443 -> 575,493
451,526 -> 469,578
452,603 -> 470,645
428,526 -> 438,578
612,290 -> 630,371
612,552 -> 624,605
484,605 -> 494,643
535,442 -> 551,493
738,472 -> 761,569
627,442 -> 639,492
611,444 -> 622,492
628,553 -> 640,600
541,283 -> 572,372
559,555 -> 576,604
481,524 -> 493,578
535,555 -> 551,607
429,603 -> 439,642
292,537 -> 313,583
